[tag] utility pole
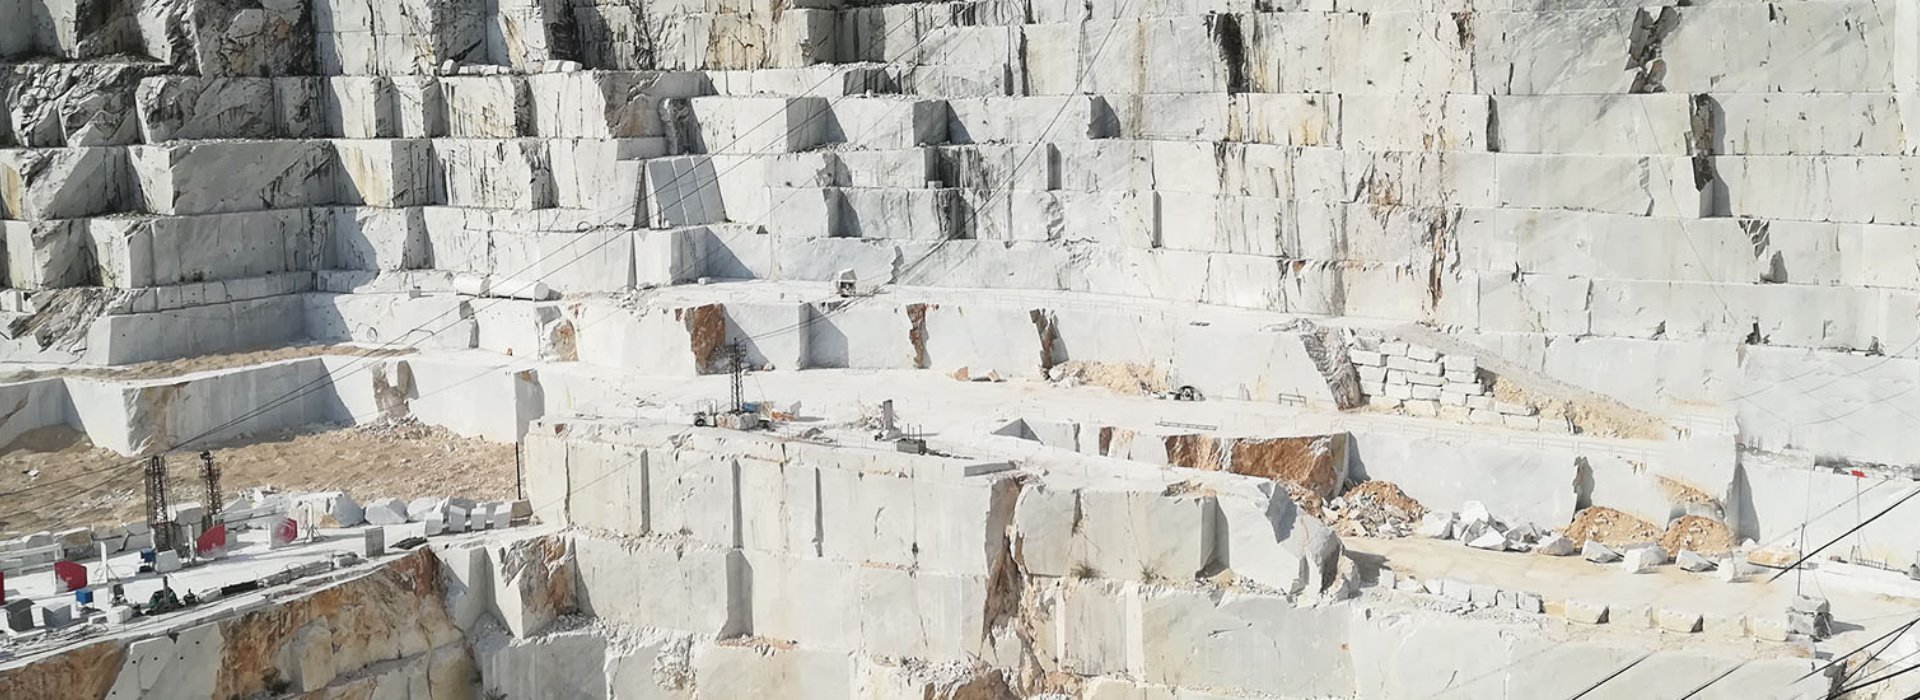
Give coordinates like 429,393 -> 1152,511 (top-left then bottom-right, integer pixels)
145,455 -> 174,553
200,451 -> 221,531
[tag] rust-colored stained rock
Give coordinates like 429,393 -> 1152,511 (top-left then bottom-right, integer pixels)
494,534 -> 580,637
1028,309 -> 1058,375
1163,434 -> 1226,471
0,639 -> 125,700
1226,434 -> 1349,498
941,663 -> 1017,700
678,304 -> 727,374
907,303 -> 931,369
546,317 -> 580,362
212,547 -> 464,699
1280,480 -> 1326,518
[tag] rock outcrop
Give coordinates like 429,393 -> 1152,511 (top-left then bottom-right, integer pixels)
0,547 -> 472,700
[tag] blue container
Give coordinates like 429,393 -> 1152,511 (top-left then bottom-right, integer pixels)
74,588 -> 94,605
140,548 -> 156,564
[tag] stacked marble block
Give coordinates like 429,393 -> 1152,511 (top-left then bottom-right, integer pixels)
513,421 -> 1364,695
1349,340 -> 1546,430
0,521 -> 155,577
0,0 -> 864,364
2,0 -> 1918,466
804,2 -> 1920,466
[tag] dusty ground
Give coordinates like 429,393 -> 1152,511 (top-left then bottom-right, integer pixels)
1660,515 -> 1737,557
0,421 -> 514,537
1563,506 -> 1663,548
0,344 -> 411,385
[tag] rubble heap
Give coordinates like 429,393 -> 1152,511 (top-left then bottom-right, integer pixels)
1329,480 -> 1425,539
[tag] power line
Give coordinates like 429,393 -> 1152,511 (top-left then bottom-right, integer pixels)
1765,487 -> 1920,584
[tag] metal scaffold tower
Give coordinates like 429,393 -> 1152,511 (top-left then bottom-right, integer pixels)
727,341 -> 747,414
201,451 -> 221,529
145,454 -> 175,552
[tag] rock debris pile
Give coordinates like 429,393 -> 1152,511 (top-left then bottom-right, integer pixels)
1328,480 -> 1426,539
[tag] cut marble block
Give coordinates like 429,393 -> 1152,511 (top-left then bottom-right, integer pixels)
135,77 -> 280,143
327,207 -> 430,272
151,0 -> 314,77
835,150 -> 936,189
762,188 -> 840,237
1491,95 -> 1690,156
87,295 -> 308,365
86,210 -> 323,288
548,138 -> 657,211
763,152 -> 835,191
273,77 -> 327,139
6,63 -> 155,148
0,220 -> 87,289
527,71 -> 665,139
315,0 -> 486,75
0,147 -> 130,220
129,141 -> 335,216
687,96 -> 830,154
634,228 -> 707,286
940,95 -> 1098,144
1708,94 -> 1907,157
838,188 -> 957,240
0,0 -> 29,58
29,0 -> 138,60
699,9 -> 837,70
571,6 -> 650,70
334,139 -> 432,207
443,76 -> 532,138
487,3 -> 570,70
430,139 -> 554,210
1658,3 -> 1893,94
1230,93 -> 1338,147
389,77 -> 447,138
644,156 -> 728,227
1495,154 -> 1705,218
826,97 -> 948,149
323,77 -> 397,139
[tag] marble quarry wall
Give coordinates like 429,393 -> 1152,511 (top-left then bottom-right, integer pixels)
1,2 -> 1917,695
475,420 -> 1836,699
0,547 -> 474,700
1,0 -> 1917,464
0,420 -> 1843,699
2,0 -> 1918,472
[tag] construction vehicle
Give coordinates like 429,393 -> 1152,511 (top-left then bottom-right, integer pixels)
142,578 -> 185,615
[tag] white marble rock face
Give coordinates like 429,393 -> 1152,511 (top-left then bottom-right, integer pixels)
0,11 -> 1918,700
135,76 -> 281,143
0,146 -> 130,220
129,141 -> 336,216
6,63 -> 156,148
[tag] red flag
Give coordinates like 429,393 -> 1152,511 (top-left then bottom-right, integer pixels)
196,524 -> 228,558
52,561 -> 87,593
1850,470 -> 1866,478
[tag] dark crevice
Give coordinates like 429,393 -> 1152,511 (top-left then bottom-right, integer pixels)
1626,8 -> 1679,94
1210,14 -> 1248,95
